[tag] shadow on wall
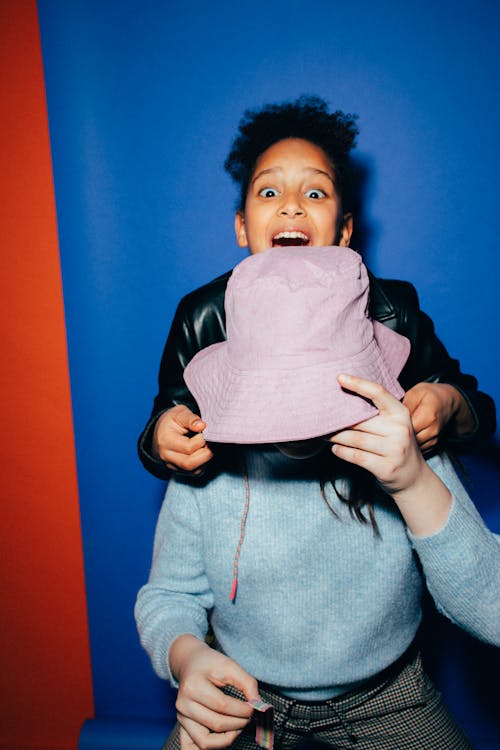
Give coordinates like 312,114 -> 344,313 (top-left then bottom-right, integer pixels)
346,154 -> 380,264
458,442 -> 500,526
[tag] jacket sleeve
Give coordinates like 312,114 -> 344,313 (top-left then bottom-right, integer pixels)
409,454 -> 500,647
137,275 -> 228,479
138,298 -> 202,479
387,280 -> 496,447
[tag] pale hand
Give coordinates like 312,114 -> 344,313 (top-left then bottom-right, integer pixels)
170,635 -> 259,750
330,374 -> 426,495
329,374 -> 452,536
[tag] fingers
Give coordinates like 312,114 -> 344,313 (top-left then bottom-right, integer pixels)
222,663 -> 260,704
406,406 -> 439,450
329,427 -> 388,456
331,416 -> 414,455
403,383 -> 446,451
161,440 -> 214,473
162,430 -> 207,455
177,696 -> 250,734
178,674 -> 255,723
414,429 -> 439,453
337,373 -> 403,415
403,390 -> 432,434
172,405 -> 207,434
331,414 -> 399,439
164,452 -> 214,474
154,405 -> 214,472
330,441 -> 382,473
179,722 -> 241,750
176,682 -> 253,750
155,405 -> 206,443
179,725 -> 201,750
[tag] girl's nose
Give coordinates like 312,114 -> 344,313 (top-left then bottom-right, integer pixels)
278,193 -> 305,216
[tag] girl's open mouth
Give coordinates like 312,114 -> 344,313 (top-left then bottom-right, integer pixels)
271,231 -> 310,247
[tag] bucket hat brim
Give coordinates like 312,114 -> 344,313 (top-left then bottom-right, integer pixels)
185,319 -> 410,444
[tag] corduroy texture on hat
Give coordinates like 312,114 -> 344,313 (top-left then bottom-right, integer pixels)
184,246 -> 410,443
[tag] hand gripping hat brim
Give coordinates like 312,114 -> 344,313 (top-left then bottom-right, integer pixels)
184,246 -> 410,444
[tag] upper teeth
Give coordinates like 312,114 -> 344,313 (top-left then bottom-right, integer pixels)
273,231 -> 308,240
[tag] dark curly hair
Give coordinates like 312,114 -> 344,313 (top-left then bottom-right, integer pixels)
224,95 -> 359,213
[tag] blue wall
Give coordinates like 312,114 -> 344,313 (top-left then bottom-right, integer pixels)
37,1 -> 500,747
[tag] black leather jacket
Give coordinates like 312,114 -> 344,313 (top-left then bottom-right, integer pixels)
138,269 -> 496,479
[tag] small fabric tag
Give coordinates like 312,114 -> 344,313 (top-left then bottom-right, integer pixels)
247,699 -> 274,750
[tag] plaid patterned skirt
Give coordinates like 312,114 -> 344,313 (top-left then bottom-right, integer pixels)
162,647 -> 473,750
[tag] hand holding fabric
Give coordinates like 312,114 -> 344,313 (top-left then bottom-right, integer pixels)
170,635 -> 258,750
403,381 -> 475,452
330,374 -> 452,537
153,405 -> 213,473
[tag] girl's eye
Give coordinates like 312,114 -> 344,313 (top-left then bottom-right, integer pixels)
305,188 -> 327,199
258,187 -> 279,198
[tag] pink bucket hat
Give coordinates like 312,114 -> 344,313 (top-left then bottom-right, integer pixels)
184,246 -> 410,444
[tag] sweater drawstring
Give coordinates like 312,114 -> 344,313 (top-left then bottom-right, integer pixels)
230,467 -> 250,602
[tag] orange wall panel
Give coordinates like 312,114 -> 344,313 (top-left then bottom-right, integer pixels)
0,2 -> 94,748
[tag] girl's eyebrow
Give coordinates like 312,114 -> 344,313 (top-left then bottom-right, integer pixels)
251,166 -> 334,184
305,168 -> 334,183
251,167 -> 282,183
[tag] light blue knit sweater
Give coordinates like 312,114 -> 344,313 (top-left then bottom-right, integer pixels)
135,449 -> 500,700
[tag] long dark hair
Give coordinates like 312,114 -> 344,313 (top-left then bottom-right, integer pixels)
318,451 -> 391,536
